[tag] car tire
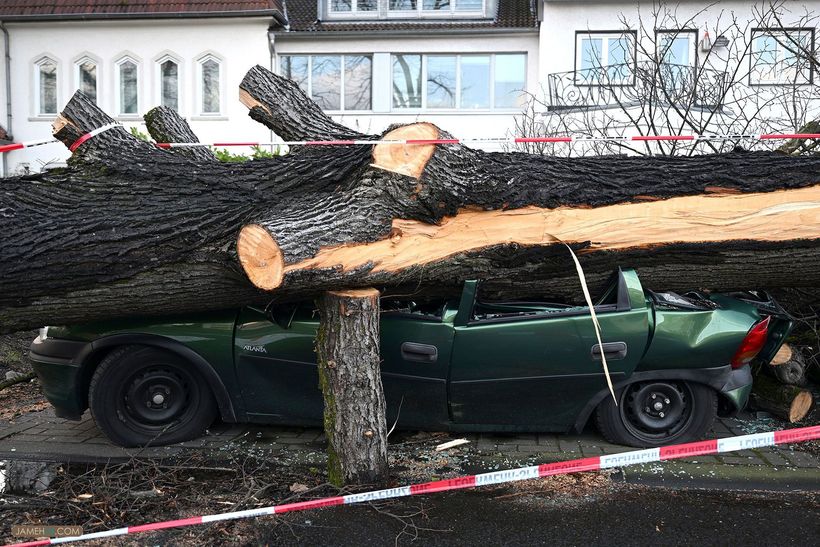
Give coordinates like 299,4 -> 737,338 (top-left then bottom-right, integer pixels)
89,345 -> 218,447
595,380 -> 717,448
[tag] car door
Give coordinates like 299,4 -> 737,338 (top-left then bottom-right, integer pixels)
234,302 -> 454,428
448,270 -> 650,430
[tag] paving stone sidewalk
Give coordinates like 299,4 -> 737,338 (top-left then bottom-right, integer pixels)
0,408 -> 817,481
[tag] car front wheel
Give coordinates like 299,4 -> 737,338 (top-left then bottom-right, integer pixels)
89,345 -> 218,447
595,380 -> 717,448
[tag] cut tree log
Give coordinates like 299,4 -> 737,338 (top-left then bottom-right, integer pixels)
143,106 -> 216,162
769,343 -> 794,366
315,288 -> 388,485
769,345 -> 808,386
751,368 -> 814,422
2,64 -> 820,333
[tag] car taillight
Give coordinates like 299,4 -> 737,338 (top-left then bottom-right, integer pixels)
730,316 -> 771,369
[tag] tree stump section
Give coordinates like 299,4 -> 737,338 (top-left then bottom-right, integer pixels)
315,288 -> 388,486
751,368 -> 813,422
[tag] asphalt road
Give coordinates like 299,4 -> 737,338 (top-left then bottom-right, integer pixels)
253,485 -> 819,546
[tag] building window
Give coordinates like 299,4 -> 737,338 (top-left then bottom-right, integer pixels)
76,58 -> 97,103
575,31 -> 637,85
158,57 -> 180,111
656,30 -> 696,66
35,57 -> 58,115
750,28 -> 813,85
116,57 -> 139,115
389,0 -> 484,14
391,53 -> 526,110
330,0 -> 376,13
280,54 -> 372,111
198,56 -> 221,114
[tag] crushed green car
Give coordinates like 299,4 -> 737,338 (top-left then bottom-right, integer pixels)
29,268 -> 791,448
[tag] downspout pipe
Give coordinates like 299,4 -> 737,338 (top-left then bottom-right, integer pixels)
0,21 -> 10,177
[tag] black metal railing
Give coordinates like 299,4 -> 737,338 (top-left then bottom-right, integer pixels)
546,62 -> 728,111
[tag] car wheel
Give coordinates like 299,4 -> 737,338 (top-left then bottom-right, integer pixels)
89,345 -> 218,447
595,381 -> 717,448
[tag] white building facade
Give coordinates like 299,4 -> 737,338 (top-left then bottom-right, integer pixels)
0,2 -> 285,175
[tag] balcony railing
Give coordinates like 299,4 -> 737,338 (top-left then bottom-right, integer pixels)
546,62 -> 728,112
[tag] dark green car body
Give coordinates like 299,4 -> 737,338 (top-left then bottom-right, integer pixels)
29,269 -> 790,438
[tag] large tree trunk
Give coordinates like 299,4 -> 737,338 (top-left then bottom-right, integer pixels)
316,288 -> 388,485
1,64 -> 819,333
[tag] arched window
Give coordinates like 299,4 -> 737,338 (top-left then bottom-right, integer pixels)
34,56 -> 58,115
157,56 -> 180,111
197,55 -> 221,115
75,57 -> 98,103
116,56 -> 140,115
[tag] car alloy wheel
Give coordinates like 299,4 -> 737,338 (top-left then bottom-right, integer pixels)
620,381 -> 693,444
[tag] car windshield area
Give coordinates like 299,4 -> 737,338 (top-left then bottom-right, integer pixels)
471,272 -> 623,323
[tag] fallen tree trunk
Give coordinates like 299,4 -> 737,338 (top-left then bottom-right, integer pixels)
1,65 -> 820,332
751,369 -> 813,422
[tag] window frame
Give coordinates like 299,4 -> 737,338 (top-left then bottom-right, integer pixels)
327,0 -> 379,17
277,54 -> 374,113
195,53 -> 225,117
154,53 -> 182,113
573,30 -> 638,87
114,54 -> 142,118
33,55 -> 59,117
324,0 -> 488,20
387,0 -> 486,18
73,54 -> 100,105
749,27 -> 815,87
655,29 -> 698,67
390,52 -> 527,112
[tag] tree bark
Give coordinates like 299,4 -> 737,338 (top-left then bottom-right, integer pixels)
315,288 -> 388,486
751,368 -> 813,422
143,106 -> 216,163
2,65 -> 820,333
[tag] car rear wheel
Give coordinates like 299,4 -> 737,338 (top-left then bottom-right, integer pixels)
595,380 -> 717,448
89,345 -> 217,447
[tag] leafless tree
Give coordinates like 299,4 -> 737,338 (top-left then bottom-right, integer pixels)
510,1 -> 820,157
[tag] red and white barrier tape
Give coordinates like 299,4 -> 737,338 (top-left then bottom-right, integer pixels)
5,424 -> 818,547
2,129 -> 820,155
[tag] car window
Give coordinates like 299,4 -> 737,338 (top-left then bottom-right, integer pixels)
381,298 -> 446,321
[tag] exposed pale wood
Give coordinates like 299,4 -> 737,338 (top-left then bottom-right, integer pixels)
239,88 -> 266,113
770,343 -> 794,366
752,370 -> 814,422
328,288 -> 380,299
51,115 -> 69,134
237,225 -> 283,291
239,184 -> 820,291
371,123 -> 439,178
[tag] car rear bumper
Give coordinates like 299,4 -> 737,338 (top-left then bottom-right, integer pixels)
718,365 -> 753,412
29,335 -> 87,421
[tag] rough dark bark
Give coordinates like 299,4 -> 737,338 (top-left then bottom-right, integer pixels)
0,91 -> 368,332
238,119 -> 820,297
1,65 -> 820,333
143,106 -> 216,163
751,367 -> 813,422
315,288 -> 388,486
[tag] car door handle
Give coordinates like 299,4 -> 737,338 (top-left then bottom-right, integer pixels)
591,342 -> 628,361
401,342 -> 438,363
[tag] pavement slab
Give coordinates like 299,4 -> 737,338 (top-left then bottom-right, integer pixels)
0,409 -> 816,491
